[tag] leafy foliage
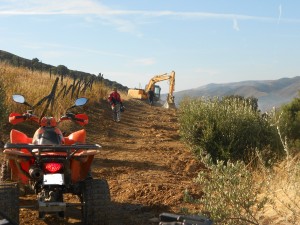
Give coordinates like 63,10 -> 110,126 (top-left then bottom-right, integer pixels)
178,96 -> 282,163
191,156 -> 268,225
278,94 -> 300,151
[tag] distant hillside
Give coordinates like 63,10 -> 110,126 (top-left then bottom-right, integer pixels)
0,50 -> 128,91
172,77 -> 300,111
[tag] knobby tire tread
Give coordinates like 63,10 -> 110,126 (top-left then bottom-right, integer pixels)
0,182 -> 19,224
82,178 -> 111,225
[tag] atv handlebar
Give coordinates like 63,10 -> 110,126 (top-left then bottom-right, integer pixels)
9,112 -> 39,125
58,113 -> 87,125
9,112 -> 88,126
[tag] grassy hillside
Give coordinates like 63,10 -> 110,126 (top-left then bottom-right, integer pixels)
0,62 -> 105,113
0,50 -> 128,92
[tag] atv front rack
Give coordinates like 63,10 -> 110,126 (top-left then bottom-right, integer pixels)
4,143 -> 101,151
2,143 -> 101,160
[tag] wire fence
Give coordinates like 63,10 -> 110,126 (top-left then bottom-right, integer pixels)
35,75 -> 96,119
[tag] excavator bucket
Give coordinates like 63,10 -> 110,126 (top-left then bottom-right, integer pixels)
163,101 -> 176,109
163,94 -> 176,109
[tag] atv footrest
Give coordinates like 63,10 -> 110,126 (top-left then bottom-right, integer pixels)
38,201 -> 66,213
159,213 -> 213,225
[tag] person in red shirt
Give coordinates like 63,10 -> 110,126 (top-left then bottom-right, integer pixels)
108,87 -> 123,122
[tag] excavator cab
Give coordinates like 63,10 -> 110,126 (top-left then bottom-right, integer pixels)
153,85 -> 161,101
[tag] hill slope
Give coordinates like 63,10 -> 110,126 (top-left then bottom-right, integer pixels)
173,77 -> 300,111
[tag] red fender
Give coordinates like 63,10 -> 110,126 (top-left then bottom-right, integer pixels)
9,129 -> 34,184
64,129 -> 86,145
10,129 -> 33,147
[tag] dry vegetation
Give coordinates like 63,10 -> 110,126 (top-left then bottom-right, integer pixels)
0,62 -> 129,117
260,155 -> 300,224
0,63 -> 300,224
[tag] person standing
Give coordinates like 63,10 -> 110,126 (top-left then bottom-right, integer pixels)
147,88 -> 155,106
108,87 -> 123,122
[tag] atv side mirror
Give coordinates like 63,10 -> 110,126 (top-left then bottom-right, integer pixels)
12,94 -> 25,104
66,98 -> 88,111
75,97 -> 88,106
12,94 -> 33,108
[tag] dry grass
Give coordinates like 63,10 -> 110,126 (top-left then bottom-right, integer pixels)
258,155 -> 300,225
0,62 -> 113,117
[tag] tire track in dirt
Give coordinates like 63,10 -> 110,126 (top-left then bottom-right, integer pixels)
90,100 -> 203,225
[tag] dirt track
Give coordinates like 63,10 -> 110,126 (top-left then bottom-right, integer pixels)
16,99 -> 203,225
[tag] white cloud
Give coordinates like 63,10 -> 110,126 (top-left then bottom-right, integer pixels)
195,68 -> 219,76
233,18 -> 240,31
1,0 -> 299,35
278,4 -> 282,24
132,58 -> 156,66
0,0 -> 294,23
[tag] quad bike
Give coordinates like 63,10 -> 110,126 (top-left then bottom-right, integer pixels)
0,94 -> 111,225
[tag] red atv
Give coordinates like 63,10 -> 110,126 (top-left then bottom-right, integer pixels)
0,94 -> 110,225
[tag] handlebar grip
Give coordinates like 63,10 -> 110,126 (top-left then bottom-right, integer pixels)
15,115 -> 26,119
66,113 -> 75,119
75,118 -> 85,122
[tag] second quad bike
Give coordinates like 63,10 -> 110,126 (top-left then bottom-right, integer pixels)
0,94 -> 110,225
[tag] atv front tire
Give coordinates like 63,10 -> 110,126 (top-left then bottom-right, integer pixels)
81,179 -> 111,225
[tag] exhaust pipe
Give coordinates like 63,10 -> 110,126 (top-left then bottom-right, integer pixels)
29,166 -> 44,180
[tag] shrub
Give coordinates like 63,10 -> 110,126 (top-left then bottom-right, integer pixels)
191,156 -> 268,225
178,96 -> 282,164
277,95 -> 300,153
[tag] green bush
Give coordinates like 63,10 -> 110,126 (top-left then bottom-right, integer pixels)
190,156 -> 268,225
277,95 -> 300,152
178,96 -> 282,163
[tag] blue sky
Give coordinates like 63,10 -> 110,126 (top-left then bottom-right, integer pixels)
1,0 -> 300,93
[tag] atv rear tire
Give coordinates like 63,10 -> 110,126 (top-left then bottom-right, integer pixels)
0,160 -> 11,182
0,182 -> 19,224
81,179 -> 111,225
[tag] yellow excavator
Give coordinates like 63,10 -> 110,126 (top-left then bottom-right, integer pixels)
127,71 -> 176,108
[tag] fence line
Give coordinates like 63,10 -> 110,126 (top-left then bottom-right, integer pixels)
32,74 -> 95,120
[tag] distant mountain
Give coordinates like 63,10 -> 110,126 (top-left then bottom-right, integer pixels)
172,77 -> 300,111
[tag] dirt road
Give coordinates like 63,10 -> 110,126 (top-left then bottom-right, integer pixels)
16,99 -> 202,225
